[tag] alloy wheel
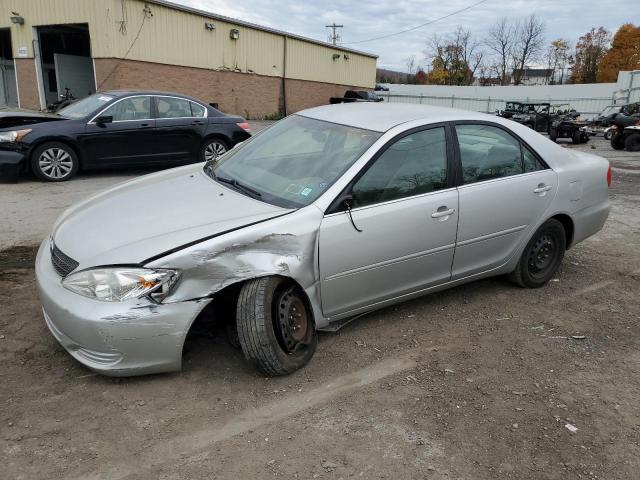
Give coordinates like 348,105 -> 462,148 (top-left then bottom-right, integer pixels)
39,148 -> 74,180
204,141 -> 227,161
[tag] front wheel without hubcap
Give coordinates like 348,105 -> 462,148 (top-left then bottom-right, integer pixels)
508,219 -> 566,288
31,142 -> 79,182
201,138 -> 228,162
236,277 -> 317,376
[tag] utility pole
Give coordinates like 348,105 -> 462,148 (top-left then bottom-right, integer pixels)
325,23 -> 343,45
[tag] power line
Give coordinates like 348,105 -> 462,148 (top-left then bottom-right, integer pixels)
342,0 -> 490,45
325,23 -> 344,45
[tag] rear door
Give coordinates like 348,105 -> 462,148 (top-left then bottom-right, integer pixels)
81,95 -> 157,167
319,125 -> 459,317
153,96 -> 207,163
452,122 -> 558,279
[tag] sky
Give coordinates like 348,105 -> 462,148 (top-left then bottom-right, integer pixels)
176,0 -> 637,71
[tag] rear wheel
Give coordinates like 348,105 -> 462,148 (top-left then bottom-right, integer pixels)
604,129 -> 613,140
508,219 -> 566,288
624,133 -> 640,152
30,142 -> 79,182
236,277 -> 317,376
571,130 -> 582,144
201,138 -> 228,162
611,132 -> 625,150
549,128 -> 558,142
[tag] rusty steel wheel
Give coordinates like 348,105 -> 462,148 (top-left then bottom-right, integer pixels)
236,277 -> 317,376
275,287 -> 313,353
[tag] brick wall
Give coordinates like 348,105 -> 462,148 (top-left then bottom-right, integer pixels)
15,59 -> 40,110
93,58 -> 363,118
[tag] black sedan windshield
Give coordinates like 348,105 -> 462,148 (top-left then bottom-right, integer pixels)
58,94 -> 115,119
208,115 -> 381,208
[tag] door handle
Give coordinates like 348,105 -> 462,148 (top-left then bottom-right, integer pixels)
431,207 -> 456,219
191,120 -> 204,125
139,123 -> 153,128
533,184 -> 552,194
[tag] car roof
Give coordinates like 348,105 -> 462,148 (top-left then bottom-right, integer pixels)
297,102 -> 507,133
101,90 -> 206,103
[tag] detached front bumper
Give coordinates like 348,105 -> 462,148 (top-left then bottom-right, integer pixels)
35,237 -> 211,376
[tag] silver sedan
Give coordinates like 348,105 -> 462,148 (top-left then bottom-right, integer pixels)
35,103 -> 611,376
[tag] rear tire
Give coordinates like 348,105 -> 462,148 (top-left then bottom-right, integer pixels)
508,219 -> 566,288
236,277 -> 317,376
549,128 -> 558,142
624,133 -> 640,152
572,130 -> 581,144
611,132 -> 625,150
30,142 -> 79,182
604,129 -> 612,140
201,138 -> 229,162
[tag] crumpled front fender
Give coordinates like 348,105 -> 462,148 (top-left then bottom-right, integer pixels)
146,206 -> 327,328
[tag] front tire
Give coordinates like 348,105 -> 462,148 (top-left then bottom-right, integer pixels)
611,132 -> 625,150
30,142 -> 79,182
236,277 -> 317,376
508,219 -> 566,288
604,129 -> 613,140
549,128 -> 558,142
201,138 -> 228,162
624,133 -> 640,152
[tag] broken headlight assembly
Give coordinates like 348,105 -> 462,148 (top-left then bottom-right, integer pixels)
62,268 -> 180,302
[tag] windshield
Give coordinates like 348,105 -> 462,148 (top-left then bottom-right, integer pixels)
207,115 -> 381,208
599,106 -> 618,117
505,102 -> 523,112
58,93 -> 115,119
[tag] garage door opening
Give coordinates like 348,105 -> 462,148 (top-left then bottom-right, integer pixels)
35,23 -> 95,109
0,28 -> 18,107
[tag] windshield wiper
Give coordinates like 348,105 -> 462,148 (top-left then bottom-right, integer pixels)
215,175 -> 262,199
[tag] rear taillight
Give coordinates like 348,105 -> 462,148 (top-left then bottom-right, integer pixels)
607,164 -> 612,187
237,122 -> 251,132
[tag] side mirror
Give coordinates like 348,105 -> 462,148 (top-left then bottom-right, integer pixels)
95,115 -> 113,125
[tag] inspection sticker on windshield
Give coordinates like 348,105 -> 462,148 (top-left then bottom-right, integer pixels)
300,187 -> 313,197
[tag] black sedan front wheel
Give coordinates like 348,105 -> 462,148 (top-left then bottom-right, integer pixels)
31,142 -> 79,182
201,138 -> 228,162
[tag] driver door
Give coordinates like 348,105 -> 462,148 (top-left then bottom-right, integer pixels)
318,125 -> 459,317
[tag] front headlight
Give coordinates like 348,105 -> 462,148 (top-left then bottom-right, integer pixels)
62,267 -> 180,302
0,129 -> 32,143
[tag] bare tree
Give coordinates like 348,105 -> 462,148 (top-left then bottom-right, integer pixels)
511,14 -> 546,85
545,38 -> 571,84
486,17 -> 516,85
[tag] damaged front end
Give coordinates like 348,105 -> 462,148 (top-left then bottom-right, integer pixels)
146,205 -> 326,330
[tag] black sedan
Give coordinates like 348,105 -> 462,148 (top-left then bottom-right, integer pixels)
0,90 -> 251,182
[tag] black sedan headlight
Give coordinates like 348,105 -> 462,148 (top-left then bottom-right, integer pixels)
0,129 -> 32,143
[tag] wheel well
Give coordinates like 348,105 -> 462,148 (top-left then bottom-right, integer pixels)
202,134 -> 230,147
551,214 -> 574,249
29,139 -> 82,172
182,275 -> 313,351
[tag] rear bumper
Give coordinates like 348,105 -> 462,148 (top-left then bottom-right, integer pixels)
571,200 -> 610,247
0,149 -> 28,182
35,237 -> 212,376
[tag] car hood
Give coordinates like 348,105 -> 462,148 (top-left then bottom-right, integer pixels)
52,164 -> 290,268
0,110 -> 65,129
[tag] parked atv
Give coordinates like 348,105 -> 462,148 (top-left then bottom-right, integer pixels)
510,102 -> 552,133
47,88 -> 76,112
549,112 -> 590,144
609,113 -> 640,151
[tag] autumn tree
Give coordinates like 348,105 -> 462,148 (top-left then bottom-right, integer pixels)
570,27 -> 610,83
545,39 -> 572,84
597,23 -> 640,82
425,27 -> 483,85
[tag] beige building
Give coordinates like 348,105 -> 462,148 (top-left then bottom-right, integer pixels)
0,0 -> 377,116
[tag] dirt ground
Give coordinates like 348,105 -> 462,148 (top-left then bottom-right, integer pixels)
1,134 -> 639,480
